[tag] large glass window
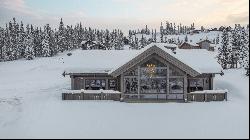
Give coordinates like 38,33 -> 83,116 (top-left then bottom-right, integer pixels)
124,77 -> 138,94
169,78 -> 184,94
85,79 -> 106,90
108,79 -> 117,90
140,78 -> 167,94
188,79 -> 204,92
140,58 -> 167,94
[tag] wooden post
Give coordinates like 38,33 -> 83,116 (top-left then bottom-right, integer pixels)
166,66 -> 170,100
183,74 -> 188,102
204,93 -> 207,102
210,76 -> 214,90
105,79 -> 109,90
121,74 -> 124,99
71,76 -> 75,90
138,66 -> 141,100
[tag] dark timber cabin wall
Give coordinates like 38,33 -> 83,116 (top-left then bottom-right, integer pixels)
70,74 -> 119,91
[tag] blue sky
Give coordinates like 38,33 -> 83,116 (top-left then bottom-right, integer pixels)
0,0 -> 249,32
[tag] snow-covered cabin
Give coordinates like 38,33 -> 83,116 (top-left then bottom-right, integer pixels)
81,40 -> 106,50
179,42 -> 200,49
179,39 -> 215,51
64,43 -> 223,101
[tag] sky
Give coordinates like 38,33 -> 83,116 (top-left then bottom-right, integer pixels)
0,0 -> 249,33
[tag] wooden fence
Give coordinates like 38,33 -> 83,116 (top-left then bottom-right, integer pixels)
187,92 -> 228,102
62,92 -> 121,101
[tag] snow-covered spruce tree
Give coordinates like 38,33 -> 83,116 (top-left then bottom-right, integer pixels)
139,34 -> 147,49
185,35 -> 188,42
217,29 -> 230,69
239,26 -> 249,76
229,24 -> 242,68
0,27 -> 4,60
57,18 -> 67,52
11,18 -> 20,60
154,29 -> 157,43
42,26 -> 52,57
17,21 -> 26,59
104,30 -> 111,50
3,24 -> 11,61
160,32 -> 164,43
216,34 -> 220,44
7,19 -> 17,61
24,34 -> 35,60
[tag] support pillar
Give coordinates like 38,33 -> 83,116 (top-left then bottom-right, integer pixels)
166,66 -> 170,100
120,74 -> 125,99
184,74 -> 188,102
138,66 -> 141,100
71,75 -> 75,90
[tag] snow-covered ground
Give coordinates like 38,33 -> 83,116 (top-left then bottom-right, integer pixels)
0,50 -> 249,139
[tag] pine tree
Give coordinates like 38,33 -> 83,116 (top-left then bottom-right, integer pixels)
239,26 -> 249,75
185,35 -> 188,42
160,33 -> 164,43
42,31 -> 51,57
24,34 -> 35,60
17,21 -> 26,58
230,24 -> 242,68
216,34 -> 220,44
217,29 -> 230,69
57,18 -> 67,52
0,27 -> 4,60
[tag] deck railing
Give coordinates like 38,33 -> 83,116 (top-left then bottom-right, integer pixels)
187,90 -> 228,102
62,90 -> 121,101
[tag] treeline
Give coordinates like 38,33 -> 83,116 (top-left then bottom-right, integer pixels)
0,18 -> 125,61
217,24 -> 249,76
160,21 -> 195,35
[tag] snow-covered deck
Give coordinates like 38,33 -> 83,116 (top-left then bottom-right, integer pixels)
62,89 -> 121,94
187,90 -> 228,102
62,90 -> 122,101
189,89 -> 228,94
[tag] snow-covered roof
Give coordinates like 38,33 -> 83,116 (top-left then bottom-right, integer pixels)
210,44 -> 217,48
153,43 -> 178,48
180,41 -> 199,47
65,68 -> 112,74
64,43 -> 222,75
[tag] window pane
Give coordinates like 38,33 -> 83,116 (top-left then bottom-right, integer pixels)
124,77 -> 138,94
85,79 -> 106,90
169,78 -> 184,94
109,79 -> 116,90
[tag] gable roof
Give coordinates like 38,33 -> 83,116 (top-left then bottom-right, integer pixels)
179,42 -> 200,48
109,44 -> 201,77
64,43 -> 222,76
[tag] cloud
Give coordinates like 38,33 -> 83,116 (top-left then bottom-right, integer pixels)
0,0 -> 249,31
0,0 -> 33,16
227,12 -> 249,24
